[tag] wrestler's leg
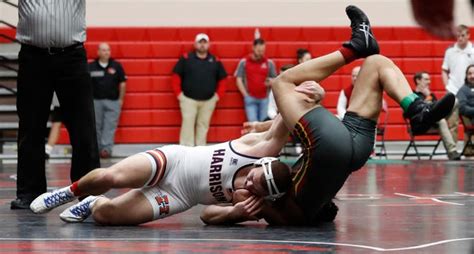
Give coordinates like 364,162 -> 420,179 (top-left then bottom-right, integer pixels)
31,150 -> 165,213
272,52 -> 346,129
91,190 -> 154,225
346,54 -> 413,121
272,5 -> 379,129
74,152 -> 162,196
86,187 -> 185,225
348,54 -> 455,134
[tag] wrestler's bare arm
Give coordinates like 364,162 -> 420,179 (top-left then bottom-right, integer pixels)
200,195 -> 264,225
233,114 -> 290,157
241,120 -> 274,134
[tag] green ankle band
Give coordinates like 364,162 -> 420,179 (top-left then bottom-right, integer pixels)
400,93 -> 419,112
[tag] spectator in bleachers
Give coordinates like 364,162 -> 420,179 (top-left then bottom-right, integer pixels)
442,25 -> 474,149
414,71 -> 460,160
296,48 -> 312,63
337,66 -> 361,119
12,1 -> 100,209
89,43 -> 127,158
172,33 -> 227,146
456,65 -> 474,156
235,39 -> 277,122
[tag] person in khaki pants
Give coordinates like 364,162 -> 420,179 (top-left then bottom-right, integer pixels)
442,25 -> 474,153
172,33 -> 227,146
413,71 -> 460,160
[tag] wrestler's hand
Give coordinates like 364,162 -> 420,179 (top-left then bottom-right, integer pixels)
230,195 -> 264,221
295,81 -> 325,104
241,121 -> 258,135
232,189 -> 252,205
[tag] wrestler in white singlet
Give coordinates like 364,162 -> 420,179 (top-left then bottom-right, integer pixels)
140,141 -> 262,220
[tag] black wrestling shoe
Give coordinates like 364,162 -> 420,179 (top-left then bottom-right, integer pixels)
342,5 -> 379,57
404,93 -> 455,135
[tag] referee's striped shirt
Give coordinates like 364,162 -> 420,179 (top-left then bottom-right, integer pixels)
16,0 -> 86,48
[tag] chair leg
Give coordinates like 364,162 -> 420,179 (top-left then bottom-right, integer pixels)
380,135 -> 387,159
429,139 -> 442,160
412,140 -> 421,160
403,140 -> 414,160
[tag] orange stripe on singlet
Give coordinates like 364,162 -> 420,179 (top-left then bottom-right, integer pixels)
292,121 -> 312,195
146,149 -> 167,186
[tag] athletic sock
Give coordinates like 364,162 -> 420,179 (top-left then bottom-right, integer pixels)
339,47 -> 357,63
69,181 -> 82,197
400,93 -> 420,113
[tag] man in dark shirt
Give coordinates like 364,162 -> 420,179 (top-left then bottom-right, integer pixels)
89,43 -> 127,158
413,71 -> 460,160
172,33 -> 227,146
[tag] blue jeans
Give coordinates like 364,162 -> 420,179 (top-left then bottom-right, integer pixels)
244,95 -> 269,122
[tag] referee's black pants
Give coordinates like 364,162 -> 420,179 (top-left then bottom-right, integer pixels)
16,44 -> 100,200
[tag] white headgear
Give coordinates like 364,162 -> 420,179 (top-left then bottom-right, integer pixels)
253,157 -> 285,201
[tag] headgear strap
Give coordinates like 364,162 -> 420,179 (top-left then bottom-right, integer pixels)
254,157 -> 285,201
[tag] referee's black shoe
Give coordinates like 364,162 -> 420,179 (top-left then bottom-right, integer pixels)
343,5 -> 379,58
404,93 -> 455,135
11,197 -> 34,210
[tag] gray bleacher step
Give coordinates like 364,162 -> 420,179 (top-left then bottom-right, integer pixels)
0,43 -> 20,59
0,88 -> 17,95
0,70 -> 17,78
0,122 -> 18,129
0,105 -> 16,111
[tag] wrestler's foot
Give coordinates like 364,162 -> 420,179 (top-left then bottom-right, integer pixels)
404,93 -> 455,135
60,195 -> 99,223
343,5 -> 379,57
30,187 -> 76,214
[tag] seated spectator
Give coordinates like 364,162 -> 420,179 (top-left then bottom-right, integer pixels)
456,64 -> 474,156
235,39 -> 277,122
89,43 -> 127,158
414,71 -> 460,160
337,66 -> 360,119
45,93 -> 62,159
296,48 -> 312,63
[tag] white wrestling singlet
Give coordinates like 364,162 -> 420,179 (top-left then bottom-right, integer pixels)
140,141 -> 261,220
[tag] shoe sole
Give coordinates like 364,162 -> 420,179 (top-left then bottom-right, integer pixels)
60,215 -> 85,223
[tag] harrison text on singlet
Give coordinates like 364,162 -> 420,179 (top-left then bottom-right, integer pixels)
209,149 -> 227,203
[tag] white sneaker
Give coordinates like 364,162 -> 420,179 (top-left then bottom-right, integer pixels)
60,195 -> 99,223
30,187 -> 76,214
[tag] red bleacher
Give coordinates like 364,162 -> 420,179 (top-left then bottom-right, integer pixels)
1,26 -> 464,143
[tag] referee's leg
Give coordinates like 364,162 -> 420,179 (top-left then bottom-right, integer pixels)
14,48 -> 54,207
55,47 -> 100,182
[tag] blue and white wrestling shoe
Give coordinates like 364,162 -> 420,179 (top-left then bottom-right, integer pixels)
30,187 -> 76,214
59,195 -> 99,223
